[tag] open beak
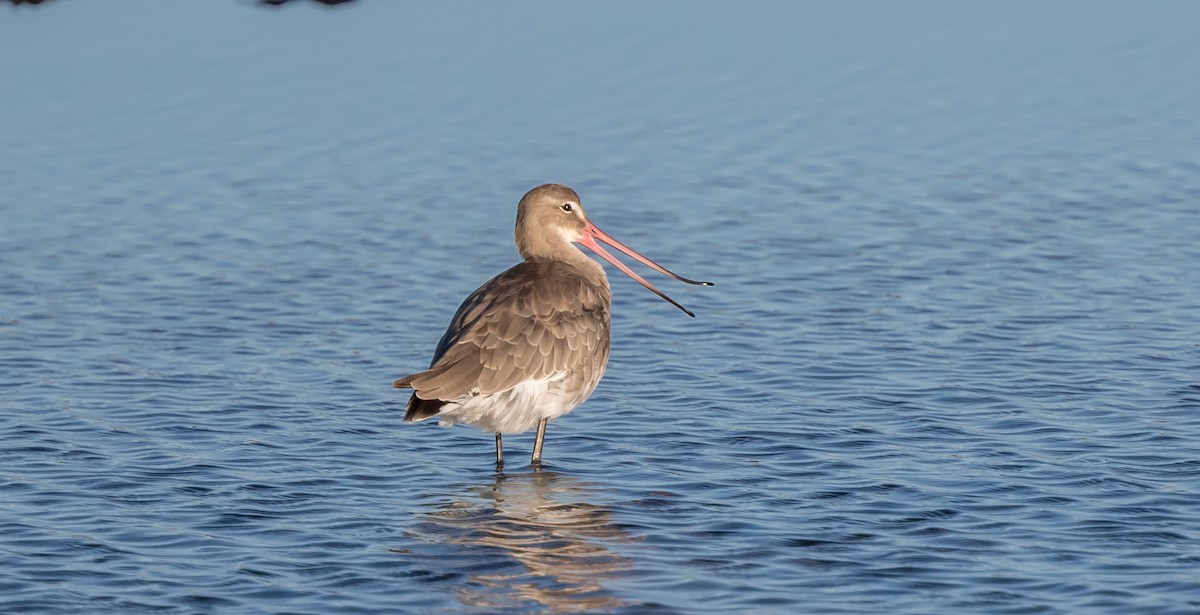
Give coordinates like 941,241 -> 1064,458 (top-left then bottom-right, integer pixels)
576,221 -> 713,317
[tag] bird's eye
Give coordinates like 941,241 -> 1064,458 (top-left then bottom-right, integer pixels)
560,203 -> 574,212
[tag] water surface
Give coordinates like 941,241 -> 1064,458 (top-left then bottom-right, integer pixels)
3,2 -> 1200,613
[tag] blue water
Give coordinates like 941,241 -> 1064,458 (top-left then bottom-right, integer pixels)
3,2 -> 1200,613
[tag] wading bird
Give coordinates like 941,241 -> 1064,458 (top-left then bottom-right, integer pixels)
393,184 -> 711,470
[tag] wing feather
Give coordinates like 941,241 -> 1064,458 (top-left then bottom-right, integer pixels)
393,259 -> 610,402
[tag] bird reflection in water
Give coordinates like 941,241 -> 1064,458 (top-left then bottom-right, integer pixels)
410,470 -> 632,613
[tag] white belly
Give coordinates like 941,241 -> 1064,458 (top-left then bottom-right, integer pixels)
433,373 -> 597,434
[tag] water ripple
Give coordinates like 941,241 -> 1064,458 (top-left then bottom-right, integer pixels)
4,2 -> 1200,614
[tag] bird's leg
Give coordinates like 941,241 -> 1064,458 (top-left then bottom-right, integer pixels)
495,433 -> 504,472
531,418 -> 548,469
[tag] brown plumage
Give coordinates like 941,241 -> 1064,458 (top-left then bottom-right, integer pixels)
393,184 -> 711,470
396,259 -> 610,420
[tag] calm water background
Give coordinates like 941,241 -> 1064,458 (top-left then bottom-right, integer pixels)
3,2 -> 1200,613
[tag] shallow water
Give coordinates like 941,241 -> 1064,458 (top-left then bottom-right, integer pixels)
3,2 -> 1200,613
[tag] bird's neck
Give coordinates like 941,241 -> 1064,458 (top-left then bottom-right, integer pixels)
520,241 -> 608,286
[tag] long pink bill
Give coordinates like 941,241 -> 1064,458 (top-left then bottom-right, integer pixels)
577,222 -> 714,317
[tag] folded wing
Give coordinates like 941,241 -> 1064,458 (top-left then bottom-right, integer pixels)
394,260 -> 610,419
